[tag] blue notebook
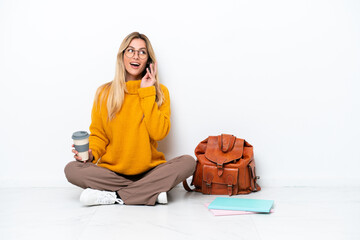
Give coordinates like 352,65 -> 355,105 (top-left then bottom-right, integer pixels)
208,197 -> 274,213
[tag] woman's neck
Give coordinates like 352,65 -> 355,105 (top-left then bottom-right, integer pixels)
125,73 -> 141,82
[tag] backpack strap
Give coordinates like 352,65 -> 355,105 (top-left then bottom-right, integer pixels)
226,174 -> 236,196
182,179 -> 194,192
219,134 -> 236,153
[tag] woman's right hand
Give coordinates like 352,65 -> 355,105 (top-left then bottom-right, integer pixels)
72,144 -> 93,162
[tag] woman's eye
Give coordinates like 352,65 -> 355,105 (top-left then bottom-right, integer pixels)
127,49 -> 134,53
140,50 -> 147,55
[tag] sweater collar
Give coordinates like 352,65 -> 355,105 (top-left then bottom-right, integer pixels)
126,80 -> 141,94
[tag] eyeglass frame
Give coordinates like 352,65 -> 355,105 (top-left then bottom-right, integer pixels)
124,47 -> 148,59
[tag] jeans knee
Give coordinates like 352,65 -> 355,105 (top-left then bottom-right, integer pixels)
184,154 -> 196,167
177,155 -> 196,175
64,161 -> 79,184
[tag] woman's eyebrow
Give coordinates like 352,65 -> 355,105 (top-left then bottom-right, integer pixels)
128,46 -> 147,50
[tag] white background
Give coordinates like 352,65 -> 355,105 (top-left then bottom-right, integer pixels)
0,0 -> 359,187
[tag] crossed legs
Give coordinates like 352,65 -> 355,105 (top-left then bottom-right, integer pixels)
64,155 -> 196,206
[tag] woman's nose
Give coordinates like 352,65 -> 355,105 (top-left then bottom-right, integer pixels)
133,51 -> 140,59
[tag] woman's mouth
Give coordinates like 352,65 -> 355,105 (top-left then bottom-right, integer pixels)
130,62 -> 140,69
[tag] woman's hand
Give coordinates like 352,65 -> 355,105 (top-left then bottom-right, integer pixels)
72,144 -> 93,163
141,62 -> 157,88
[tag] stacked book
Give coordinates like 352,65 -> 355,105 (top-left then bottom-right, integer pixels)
207,197 -> 274,216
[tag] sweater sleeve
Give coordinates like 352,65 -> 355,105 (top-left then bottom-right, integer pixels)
137,85 -> 171,141
89,97 -> 109,162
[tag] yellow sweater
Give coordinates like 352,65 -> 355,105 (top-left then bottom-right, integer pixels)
89,80 -> 171,175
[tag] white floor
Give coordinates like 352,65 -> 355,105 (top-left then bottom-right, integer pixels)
0,186 -> 359,240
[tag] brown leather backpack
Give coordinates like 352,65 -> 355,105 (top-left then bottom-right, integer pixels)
183,134 -> 261,195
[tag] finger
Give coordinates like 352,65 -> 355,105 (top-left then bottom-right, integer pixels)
151,63 -> 156,76
149,63 -> 153,75
72,144 -> 74,147
143,70 -> 150,79
153,62 -> 157,75
141,73 -> 149,84
72,149 -> 78,154
74,155 -> 82,160
146,67 -> 152,78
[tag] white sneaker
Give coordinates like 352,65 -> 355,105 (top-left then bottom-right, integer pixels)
80,188 -> 123,206
156,192 -> 168,204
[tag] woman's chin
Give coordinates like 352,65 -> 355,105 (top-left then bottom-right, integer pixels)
126,73 -> 142,80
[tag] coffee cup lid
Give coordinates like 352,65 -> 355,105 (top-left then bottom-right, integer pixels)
72,131 -> 89,140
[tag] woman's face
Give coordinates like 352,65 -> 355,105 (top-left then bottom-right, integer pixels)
123,38 -> 149,81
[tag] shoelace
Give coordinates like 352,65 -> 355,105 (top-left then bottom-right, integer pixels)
97,192 -> 123,205
97,192 -> 114,204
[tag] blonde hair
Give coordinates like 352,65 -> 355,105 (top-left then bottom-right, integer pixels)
95,32 -> 165,121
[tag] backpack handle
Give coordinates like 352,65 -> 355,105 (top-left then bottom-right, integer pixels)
183,179 -> 194,192
219,134 -> 236,153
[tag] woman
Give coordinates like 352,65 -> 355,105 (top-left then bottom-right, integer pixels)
64,32 -> 196,206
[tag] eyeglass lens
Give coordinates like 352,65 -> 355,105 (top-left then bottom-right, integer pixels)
125,48 -> 147,59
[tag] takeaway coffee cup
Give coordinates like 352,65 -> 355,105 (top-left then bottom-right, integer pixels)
72,131 -> 89,161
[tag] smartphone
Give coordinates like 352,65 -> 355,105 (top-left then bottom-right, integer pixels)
143,61 -> 152,75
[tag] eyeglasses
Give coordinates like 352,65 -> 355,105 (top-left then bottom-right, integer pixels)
124,48 -> 148,59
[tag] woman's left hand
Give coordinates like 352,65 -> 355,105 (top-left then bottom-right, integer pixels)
141,62 -> 157,88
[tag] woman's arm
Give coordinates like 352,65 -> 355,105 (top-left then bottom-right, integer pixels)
138,85 -> 171,141
89,95 -> 109,162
